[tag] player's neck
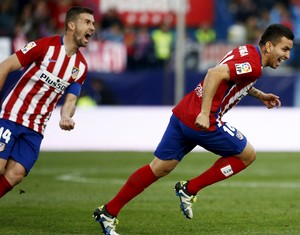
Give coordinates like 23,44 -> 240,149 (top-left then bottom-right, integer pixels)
258,45 -> 268,68
62,35 -> 79,57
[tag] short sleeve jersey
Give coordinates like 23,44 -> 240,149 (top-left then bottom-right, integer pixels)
0,36 -> 88,135
173,44 -> 262,131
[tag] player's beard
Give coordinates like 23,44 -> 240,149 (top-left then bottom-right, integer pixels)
73,32 -> 88,48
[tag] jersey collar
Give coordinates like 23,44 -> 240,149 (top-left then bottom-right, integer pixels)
255,45 -> 262,67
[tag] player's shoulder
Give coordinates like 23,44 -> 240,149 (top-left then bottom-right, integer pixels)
231,44 -> 258,56
232,44 -> 261,66
34,35 -> 61,45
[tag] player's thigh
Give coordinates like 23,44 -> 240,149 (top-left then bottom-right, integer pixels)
191,122 -> 248,157
154,115 -> 196,161
11,129 -> 43,174
235,141 -> 256,166
0,158 -> 7,174
4,158 -> 27,185
0,119 -> 17,162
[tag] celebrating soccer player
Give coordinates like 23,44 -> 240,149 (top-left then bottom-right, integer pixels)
0,6 -> 95,198
92,24 -> 294,235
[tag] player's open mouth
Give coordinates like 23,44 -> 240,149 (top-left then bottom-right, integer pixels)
84,33 -> 93,41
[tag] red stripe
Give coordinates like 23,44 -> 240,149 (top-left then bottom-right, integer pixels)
47,46 -> 61,72
73,53 -> 86,84
30,89 -> 60,133
2,67 -> 39,119
16,80 -> 44,126
58,55 -> 70,78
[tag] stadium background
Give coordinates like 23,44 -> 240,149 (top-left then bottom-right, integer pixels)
1,2 -> 300,234
0,0 -> 299,151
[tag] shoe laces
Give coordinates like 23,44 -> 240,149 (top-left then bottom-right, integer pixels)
188,195 -> 197,204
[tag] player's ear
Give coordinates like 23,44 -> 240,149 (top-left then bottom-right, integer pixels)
68,21 -> 76,31
265,41 -> 273,53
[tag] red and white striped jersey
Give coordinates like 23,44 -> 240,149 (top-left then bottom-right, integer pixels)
0,36 -> 88,135
173,44 -> 263,131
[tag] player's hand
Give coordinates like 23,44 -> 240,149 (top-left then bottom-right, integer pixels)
260,93 -> 281,109
59,117 -> 75,131
195,112 -> 210,130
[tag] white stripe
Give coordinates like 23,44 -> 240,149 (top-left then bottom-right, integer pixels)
78,61 -> 86,79
41,46 -> 55,70
9,71 -> 38,124
63,55 -> 76,80
219,181 -> 300,189
220,82 -> 254,116
55,174 -> 300,189
53,46 -> 66,76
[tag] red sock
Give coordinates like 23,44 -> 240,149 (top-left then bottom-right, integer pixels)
106,164 -> 158,217
187,157 -> 246,195
0,175 -> 13,198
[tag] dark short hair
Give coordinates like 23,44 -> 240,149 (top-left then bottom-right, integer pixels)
65,6 -> 94,31
259,24 -> 294,46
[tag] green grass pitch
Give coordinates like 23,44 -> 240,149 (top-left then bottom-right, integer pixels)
1,151 -> 300,234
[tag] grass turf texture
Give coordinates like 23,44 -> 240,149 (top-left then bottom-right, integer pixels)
1,151 -> 300,235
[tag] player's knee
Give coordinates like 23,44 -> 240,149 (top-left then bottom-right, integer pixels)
150,159 -> 178,178
237,143 -> 256,167
152,165 -> 173,178
4,171 -> 25,186
242,148 -> 256,167
0,160 -> 6,175
247,150 -> 256,165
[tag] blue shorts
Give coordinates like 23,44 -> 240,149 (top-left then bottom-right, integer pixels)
154,115 -> 247,161
0,119 -> 43,173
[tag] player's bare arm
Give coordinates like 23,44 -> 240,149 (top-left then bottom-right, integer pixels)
248,87 -> 281,109
0,54 -> 22,90
195,64 -> 230,129
59,93 -> 77,131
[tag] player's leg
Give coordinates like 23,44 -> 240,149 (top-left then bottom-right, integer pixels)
103,157 -> 179,216
93,159 -> 179,235
0,159 -> 13,198
186,141 -> 255,195
0,158 -> 7,174
93,162 -> 160,235
93,115 -> 195,235
102,115 -> 194,216
0,119 -> 16,198
0,122 -> 42,198
150,157 -> 179,177
0,159 -> 27,198
3,159 -> 27,186
174,121 -> 254,218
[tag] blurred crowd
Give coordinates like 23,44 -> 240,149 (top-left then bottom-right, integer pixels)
227,0 -> 300,44
1,0 -> 300,70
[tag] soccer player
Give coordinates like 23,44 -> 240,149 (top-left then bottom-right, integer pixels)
0,6 -> 95,198
93,24 -> 294,235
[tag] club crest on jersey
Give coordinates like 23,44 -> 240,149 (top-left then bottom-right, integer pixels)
235,62 -> 252,75
0,142 -> 5,152
71,67 -> 79,79
21,41 -> 37,54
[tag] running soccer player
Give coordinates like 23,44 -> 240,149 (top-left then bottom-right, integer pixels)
0,6 -> 95,198
92,24 -> 294,235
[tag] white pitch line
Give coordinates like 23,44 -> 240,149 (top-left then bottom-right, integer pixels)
56,173 -> 300,189
219,181 -> 300,189
56,174 -> 99,184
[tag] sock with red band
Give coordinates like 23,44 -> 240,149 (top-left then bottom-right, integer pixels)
106,164 -> 158,217
0,175 -> 13,198
187,156 -> 246,195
